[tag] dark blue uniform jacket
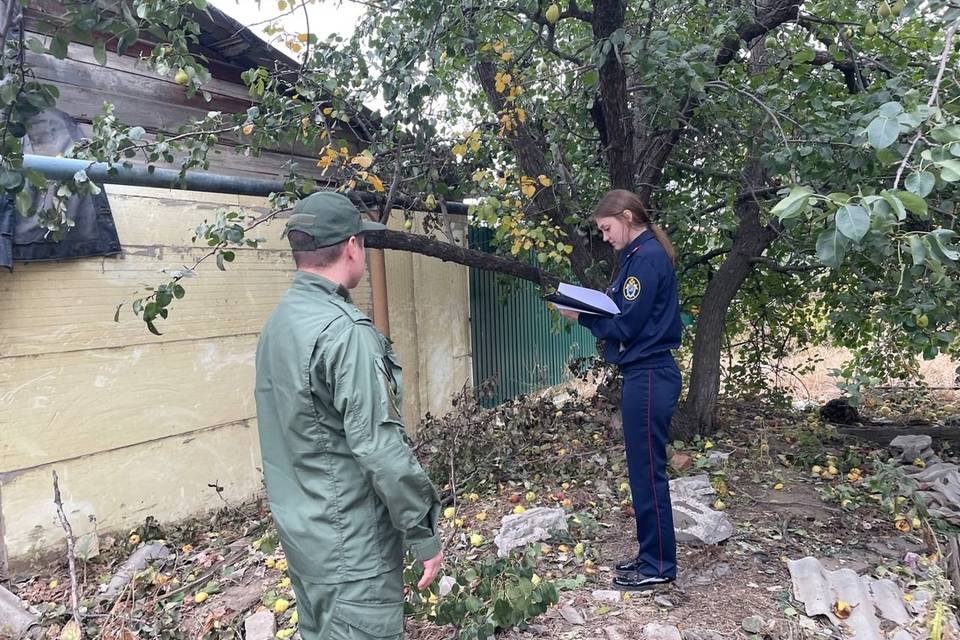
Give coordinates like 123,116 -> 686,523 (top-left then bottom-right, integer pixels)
579,230 -> 682,368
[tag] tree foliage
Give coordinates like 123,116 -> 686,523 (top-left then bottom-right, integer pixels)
2,0 -> 958,432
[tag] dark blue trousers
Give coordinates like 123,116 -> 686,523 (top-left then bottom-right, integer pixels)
621,362 -> 681,578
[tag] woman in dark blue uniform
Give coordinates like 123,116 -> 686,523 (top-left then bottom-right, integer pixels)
558,189 -> 683,591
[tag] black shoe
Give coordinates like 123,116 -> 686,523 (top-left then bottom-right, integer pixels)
614,556 -> 642,575
612,571 -> 675,591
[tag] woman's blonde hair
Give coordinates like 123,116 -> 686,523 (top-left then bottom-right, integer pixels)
591,189 -> 676,266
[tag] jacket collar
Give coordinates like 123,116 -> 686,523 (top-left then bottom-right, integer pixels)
292,270 -> 352,302
620,229 -> 655,263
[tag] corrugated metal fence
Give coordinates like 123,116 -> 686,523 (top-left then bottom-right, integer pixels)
468,227 -> 597,406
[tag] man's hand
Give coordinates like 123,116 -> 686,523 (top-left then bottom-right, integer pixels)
559,309 -> 580,321
417,550 -> 444,590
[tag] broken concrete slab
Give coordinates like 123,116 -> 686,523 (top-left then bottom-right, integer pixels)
100,543 -> 170,599
244,609 -> 276,640
681,630 -> 724,640
672,500 -> 734,545
669,475 -> 734,545
494,507 -> 568,558
591,589 -> 621,603
0,584 -> 38,639
642,623 -> 682,640
669,475 -> 715,503
558,600 -> 585,625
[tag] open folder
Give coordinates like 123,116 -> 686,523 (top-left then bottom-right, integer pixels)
544,282 -> 620,317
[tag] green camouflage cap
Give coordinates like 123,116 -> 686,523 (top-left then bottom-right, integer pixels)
283,191 -> 385,249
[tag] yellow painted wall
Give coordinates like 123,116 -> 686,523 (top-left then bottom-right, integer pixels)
0,187 -> 472,567
384,212 -> 473,427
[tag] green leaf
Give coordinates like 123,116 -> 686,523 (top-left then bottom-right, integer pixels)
581,69 -> 599,87
936,159 -> 960,182
893,190 -> 927,216
771,186 -> 813,220
879,191 -> 906,221
877,101 -> 904,117
904,171 -> 935,198
173,284 -> 186,299
50,34 -> 69,59
908,235 -> 926,266
146,319 -> 162,336
930,125 -> 960,143
930,229 -> 960,261
816,227 -> 845,267
27,38 -> 45,54
835,204 -> 869,241
14,189 -> 33,215
216,252 -> 225,270
93,39 -> 107,65
866,114 -> 899,149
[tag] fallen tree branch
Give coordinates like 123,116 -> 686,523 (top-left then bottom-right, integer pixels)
52,470 -> 82,626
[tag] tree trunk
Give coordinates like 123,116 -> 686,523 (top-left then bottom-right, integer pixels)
673,182 -> 778,439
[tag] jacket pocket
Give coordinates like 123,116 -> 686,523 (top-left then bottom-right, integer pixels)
329,599 -> 404,639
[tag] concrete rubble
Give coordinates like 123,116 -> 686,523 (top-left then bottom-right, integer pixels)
669,475 -> 734,545
494,507 -> 569,557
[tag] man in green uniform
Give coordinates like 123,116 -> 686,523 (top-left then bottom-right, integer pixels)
254,191 -> 443,638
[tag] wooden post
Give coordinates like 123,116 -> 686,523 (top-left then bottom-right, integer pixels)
367,212 -> 391,339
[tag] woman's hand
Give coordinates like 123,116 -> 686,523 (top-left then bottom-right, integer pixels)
558,309 -> 580,321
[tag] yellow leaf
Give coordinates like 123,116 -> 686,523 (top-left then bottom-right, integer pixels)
516,108 -> 526,123
297,33 -> 310,43
317,156 -> 333,169
537,174 -> 552,187
493,41 -> 504,53
368,175 -> 385,192
501,51 -> 513,62
60,620 -> 82,640
277,0 -> 287,9
451,144 -> 467,157
351,151 -> 374,168
242,123 -> 254,136
287,41 -> 302,53
323,107 -> 333,116
521,184 -> 535,198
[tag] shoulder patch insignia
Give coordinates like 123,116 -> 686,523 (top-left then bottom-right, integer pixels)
623,276 -> 641,301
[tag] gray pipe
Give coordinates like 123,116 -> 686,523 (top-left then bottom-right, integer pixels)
21,154 -> 469,214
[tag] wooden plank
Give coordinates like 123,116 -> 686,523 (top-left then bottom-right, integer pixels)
26,49 -> 253,115
24,37 -> 256,102
0,334 -> 260,471
1,419 -> 262,561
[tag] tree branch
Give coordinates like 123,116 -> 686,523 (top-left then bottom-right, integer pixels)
636,0 -> 803,203
364,229 -> 557,287
749,256 -> 821,273
894,21 -> 959,189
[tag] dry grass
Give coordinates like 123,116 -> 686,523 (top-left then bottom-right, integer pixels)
759,347 -> 957,401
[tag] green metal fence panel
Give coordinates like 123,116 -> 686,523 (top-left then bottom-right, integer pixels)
468,227 -> 597,406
